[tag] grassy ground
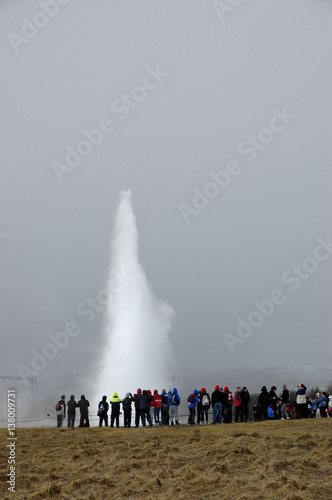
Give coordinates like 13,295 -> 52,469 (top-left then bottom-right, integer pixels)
1,419 -> 331,499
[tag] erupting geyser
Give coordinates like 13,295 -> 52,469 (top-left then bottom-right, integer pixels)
96,190 -> 175,399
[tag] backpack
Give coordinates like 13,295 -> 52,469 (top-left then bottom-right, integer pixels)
187,394 -> 196,404
227,393 -> 233,404
55,401 -> 62,411
202,394 -> 209,406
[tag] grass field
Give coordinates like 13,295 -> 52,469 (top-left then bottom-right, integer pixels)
1,419 -> 331,499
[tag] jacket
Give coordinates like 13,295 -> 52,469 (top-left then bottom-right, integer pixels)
188,389 -> 200,408
168,388 -> 180,407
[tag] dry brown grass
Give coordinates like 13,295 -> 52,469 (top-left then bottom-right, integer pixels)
1,419 -> 331,499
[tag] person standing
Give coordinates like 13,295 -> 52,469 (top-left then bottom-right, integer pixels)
258,386 -> 270,420
56,395 -> 66,428
134,389 -> 141,427
211,385 -> 223,424
67,395 -> 77,428
223,386 -> 233,423
168,388 -> 181,425
280,385 -> 290,420
317,392 -> 328,418
296,384 -> 307,419
139,390 -> 153,426
161,389 -> 170,425
200,388 -> 211,425
122,393 -> 133,427
188,390 -> 200,425
153,390 -> 162,424
241,387 -> 250,422
110,392 -> 122,427
234,387 -> 242,423
97,395 -> 109,427
78,395 -> 90,427
269,386 -> 278,418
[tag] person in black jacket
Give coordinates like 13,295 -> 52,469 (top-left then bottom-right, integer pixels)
269,386 -> 278,418
211,385 -> 224,424
56,395 -> 66,428
161,389 -> 170,425
139,390 -> 153,426
258,386 -> 270,420
122,393 -> 133,427
241,387 -> 250,422
134,389 -> 141,427
67,395 -> 77,428
97,395 -> 109,427
78,395 -> 90,427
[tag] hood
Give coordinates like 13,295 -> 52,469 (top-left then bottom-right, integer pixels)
161,391 -> 166,395
125,393 -> 129,398
137,388 -> 141,396
215,385 -> 219,391
193,389 -> 199,395
201,387 -> 206,393
261,386 -> 267,393
172,388 -> 178,395
81,395 -> 85,400
154,389 -> 158,394
147,390 -> 152,396
102,395 -> 107,402
70,395 -> 75,400
112,391 -> 118,398
223,386 -> 229,392
143,390 -> 147,395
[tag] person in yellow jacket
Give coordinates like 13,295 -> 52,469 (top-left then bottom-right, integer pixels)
110,392 -> 122,427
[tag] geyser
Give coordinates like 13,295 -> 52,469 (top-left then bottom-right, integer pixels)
96,190 -> 175,400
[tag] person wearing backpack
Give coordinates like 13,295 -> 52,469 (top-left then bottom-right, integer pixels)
168,388 -> 180,425
199,388 -> 211,425
122,393 -> 133,427
139,389 -> 153,426
97,395 -> 109,427
55,395 -> 66,428
187,389 -> 200,425
67,395 -> 77,428
78,395 -> 90,427
161,389 -> 170,425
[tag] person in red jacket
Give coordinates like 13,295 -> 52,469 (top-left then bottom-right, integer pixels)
153,390 -> 162,424
234,387 -> 242,423
223,386 -> 233,423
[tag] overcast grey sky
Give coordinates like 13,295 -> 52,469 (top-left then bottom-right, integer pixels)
1,1 -> 331,413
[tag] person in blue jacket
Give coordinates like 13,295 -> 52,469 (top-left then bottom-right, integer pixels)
188,389 -> 200,425
317,392 -> 328,418
168,388 -> 180,425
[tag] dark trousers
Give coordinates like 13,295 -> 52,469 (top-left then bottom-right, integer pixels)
140,408 -> 152,426
162,406 -> 169,425
67,414 -> 75,427
199,408 -> 209,422
135,407 -> 140,427
154,407 -> 161,423
124,410 -> 132,427
188,407 -> 196,424
223,406 -> 232,423
79,414 -> 89,427
319,406 -> 327,418
111,411 -> 120,427
241,405 -> 249,422
57,415 -> 64,428
99,413 -> 108,427
234,405 -> 242,423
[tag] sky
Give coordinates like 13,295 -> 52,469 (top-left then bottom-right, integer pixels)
1,0 -> 331,420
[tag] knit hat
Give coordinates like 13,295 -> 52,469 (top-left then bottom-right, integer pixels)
215,385 -> 219,390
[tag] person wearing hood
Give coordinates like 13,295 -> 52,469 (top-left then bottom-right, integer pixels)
234,387 -> 242,423
147,390 -> 155,425
241,387 -> 250,422
258,386 -> 270,420
223,386 -> 233,423
161,389 -> 169,425
188,389 -> 200,425
110,392 -> 122,427
67,395 -> 77,428
317,392 -> 328,418
168,388 -> 181,425
122,393 -> 133,427
78,395 -> 90,427
211,385 -> 224,424
97,395 -> 109,427
134,389 -> 141,427
139,389 -> 153,426
280,385 -> 290,420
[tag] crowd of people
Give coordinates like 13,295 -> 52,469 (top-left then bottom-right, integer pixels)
54,384 -> 332,428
